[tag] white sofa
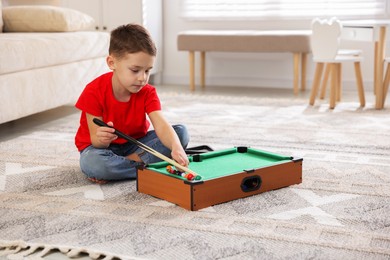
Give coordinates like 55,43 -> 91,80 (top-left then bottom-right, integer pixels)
0,3 -> 110,124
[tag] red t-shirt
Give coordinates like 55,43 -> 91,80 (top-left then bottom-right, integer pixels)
75,72 -> 161,151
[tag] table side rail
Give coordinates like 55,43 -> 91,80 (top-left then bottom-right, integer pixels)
137,167 -> 193,210
192,160 -> 302,211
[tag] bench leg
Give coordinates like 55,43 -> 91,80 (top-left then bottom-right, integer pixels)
189,51 -> 195,91
301,53 -> 307,91
200,51 -> 206,88
293,53 -> 300,95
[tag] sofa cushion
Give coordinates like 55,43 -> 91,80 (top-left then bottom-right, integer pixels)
0,31 -> 109,74
2,5 -> 95,32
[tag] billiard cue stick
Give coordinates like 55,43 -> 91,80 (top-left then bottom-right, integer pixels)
93,118 -> 198,176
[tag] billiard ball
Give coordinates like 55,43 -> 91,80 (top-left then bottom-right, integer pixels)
186,173 -> 194,180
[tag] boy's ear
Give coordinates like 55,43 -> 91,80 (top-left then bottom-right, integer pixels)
106,55 -> 115,70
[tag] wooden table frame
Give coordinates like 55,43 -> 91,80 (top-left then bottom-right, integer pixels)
137,147 -> 303,211
137,156 -> 302,211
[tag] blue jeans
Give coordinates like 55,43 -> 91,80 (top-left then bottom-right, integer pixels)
79,124 -> 189,181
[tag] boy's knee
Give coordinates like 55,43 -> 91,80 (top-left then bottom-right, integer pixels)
173,124 -> 189,148
80,146 -> 138,181
80,152 -> 110,180
80,148 -> 112,180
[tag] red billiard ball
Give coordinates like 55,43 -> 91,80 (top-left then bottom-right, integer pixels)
166,165 -> 175,174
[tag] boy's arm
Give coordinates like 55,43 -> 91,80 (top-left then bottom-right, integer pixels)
86,113 -> 117,148
148,111 -> 189,167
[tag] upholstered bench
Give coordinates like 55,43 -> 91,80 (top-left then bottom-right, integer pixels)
177,30 -> 312,94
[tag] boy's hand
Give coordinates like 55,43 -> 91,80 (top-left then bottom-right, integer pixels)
171,146 -> 189,168
95,121 -> 117,147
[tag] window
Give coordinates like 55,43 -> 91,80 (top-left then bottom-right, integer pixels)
182,0 -> 388,20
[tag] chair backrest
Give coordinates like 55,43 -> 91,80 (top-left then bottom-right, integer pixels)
310,17 -> 342,61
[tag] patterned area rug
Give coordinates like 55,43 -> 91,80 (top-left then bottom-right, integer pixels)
1,91 -> 390,259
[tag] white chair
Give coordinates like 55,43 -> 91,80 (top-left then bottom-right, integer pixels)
319,49 -> 362,100
318,18 -> 362,101
309,18 -> 365,109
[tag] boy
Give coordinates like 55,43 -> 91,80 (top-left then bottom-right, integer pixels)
75,24 -> 189,184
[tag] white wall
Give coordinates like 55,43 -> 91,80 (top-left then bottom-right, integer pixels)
162,0 -> 387,91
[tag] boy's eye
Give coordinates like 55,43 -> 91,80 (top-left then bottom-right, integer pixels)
130,68 -> 151,74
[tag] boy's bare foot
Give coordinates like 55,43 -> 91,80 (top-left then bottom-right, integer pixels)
88,177 -> 108,184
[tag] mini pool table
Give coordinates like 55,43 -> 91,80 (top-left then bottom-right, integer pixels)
137,146 -> 302,211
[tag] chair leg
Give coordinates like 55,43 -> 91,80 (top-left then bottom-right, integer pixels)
383,62 -> 390,105
354,62 -> 366,107
309,62 -> 324,105
320,64 -> 330,99
329,63 -> 337,109
336,63 -> 342,102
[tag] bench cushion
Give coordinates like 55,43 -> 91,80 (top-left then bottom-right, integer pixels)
178,30 -> 311,53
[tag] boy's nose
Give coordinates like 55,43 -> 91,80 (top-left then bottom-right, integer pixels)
138,72 -> 146,82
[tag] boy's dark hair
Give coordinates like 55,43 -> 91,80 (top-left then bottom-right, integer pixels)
109,24 -> 157,58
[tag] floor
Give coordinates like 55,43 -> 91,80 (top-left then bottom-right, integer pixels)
0,84 -> 299,259
0,84 -> 380,259
0,84 -> 377,143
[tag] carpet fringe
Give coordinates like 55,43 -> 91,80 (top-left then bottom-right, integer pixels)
0,240 -> 135,260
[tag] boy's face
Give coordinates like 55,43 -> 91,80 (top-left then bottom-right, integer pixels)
107,51 -> 155,94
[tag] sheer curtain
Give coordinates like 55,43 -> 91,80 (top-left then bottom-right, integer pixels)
182,0 -> 388,20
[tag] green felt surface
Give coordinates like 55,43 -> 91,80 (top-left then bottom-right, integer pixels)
146,147 -> 292,181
